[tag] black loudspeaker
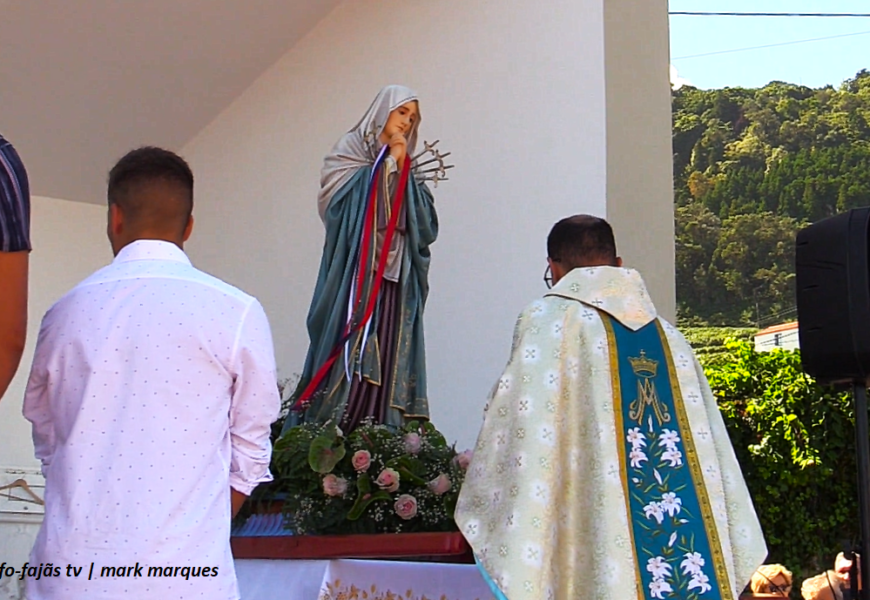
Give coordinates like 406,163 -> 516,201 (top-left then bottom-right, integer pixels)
798,208 -> 870,600
796,207 -> 870,385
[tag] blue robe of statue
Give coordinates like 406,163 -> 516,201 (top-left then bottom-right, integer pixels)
290,163 -> 437,432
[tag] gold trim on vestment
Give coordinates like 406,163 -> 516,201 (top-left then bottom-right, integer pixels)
657,320 -> 733,600
602,315 -> 645,600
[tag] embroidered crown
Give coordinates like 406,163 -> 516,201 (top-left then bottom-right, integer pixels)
628,350 -> 658,377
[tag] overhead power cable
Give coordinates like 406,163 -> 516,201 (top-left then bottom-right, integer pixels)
672,30 -> 870,60
670,12 -> 870,18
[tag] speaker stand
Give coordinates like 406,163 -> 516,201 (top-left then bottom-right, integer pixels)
852,383 -> 870,600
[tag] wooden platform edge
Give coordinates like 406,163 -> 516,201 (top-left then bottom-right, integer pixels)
231,531 -> 473,563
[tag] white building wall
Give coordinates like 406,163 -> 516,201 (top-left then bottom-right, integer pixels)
0,196 -> 109,600
604,0 -> 675,316
755,329 -> 800,352
182,0 -> 611,449
0,0 -> 672,582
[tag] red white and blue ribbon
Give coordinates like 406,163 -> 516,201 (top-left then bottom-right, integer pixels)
293,148 -> 411,410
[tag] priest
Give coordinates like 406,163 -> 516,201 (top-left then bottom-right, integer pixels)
455,215 -> 766,600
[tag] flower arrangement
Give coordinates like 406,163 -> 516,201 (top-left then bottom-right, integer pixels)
266,419 -> 471,535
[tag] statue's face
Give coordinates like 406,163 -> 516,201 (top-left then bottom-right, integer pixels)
381,101 -> 418,140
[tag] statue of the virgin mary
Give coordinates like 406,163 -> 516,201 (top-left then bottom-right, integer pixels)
286,85 -> 440,434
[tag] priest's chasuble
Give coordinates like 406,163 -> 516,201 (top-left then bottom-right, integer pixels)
455,267 -> 766,600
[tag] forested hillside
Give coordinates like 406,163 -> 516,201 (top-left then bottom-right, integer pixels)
673,70 -> 870,325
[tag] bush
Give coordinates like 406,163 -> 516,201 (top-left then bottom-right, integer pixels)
704,340 -> 857,586
682,326 -> 755,363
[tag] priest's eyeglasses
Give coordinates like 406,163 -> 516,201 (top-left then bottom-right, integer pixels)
544,266 -> 554,289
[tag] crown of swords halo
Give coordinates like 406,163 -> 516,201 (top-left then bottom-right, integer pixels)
410,140 -> 455,188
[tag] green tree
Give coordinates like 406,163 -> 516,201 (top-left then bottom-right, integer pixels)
672,70 -> 870,325
704,341 -> 857,586
713,212 -> 801,325
675,203 -> 722,323
675,208 -> 803,325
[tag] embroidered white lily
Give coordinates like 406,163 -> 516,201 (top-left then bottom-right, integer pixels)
627,427 -> 647,448
629,448 -> 648,468
646,556 -> 673,580
643,501 -> 665,524
680,552 -> 706,576
649,578 -> 674,599
661,447 -> 683,467
658,429 -> 681,449
660,492 -> 682,517
688,571 -> 712,594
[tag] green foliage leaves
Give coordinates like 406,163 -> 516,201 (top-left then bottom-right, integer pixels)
259,420 -> 467,535
673,70 -> 870,326
676,205 -> 802,325
673,73 -> 870,579
681,327 -> 755,362
308,426 -> 346,473
386,455 -> 429,486
270,423 -> 321,497
347,475 -> 390,521
702,340 -> 857,581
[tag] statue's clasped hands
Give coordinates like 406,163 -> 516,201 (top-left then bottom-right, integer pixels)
388,133 -> 408,169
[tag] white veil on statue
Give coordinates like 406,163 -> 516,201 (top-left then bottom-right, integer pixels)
317,85 -> 422,221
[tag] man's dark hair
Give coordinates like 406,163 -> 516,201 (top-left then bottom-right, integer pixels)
547,214 -> 618,268
107,147 -> 193,234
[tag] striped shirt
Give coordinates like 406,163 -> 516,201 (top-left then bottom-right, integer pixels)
0,134 -> 31,252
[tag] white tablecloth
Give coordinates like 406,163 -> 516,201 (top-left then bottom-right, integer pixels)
235,558 -> 494,600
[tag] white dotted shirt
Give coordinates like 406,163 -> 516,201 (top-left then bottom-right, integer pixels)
22,240 -> 280,600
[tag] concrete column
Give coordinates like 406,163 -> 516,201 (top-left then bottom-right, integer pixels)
604,0 -> 676,321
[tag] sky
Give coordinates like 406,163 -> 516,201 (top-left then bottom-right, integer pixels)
669,0 -> 870,90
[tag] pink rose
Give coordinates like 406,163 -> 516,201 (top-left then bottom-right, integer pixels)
351,450 -> 371,472
393,494 -> 418,520
453,449 -> 473,470
403,432 -> 422,454
322,474 -> 348,497
375,468 -> 400,493
427,473 -> 452,495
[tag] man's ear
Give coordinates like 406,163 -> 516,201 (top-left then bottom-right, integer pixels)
615,256 -> 623,268
182,214 -> 194,242
109,203 -> 124,236
548,257 -> 568,285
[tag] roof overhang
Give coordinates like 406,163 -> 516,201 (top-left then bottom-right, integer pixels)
0,0 -> 340,204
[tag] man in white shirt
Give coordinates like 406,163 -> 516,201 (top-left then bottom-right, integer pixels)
22,147 -> 280,600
